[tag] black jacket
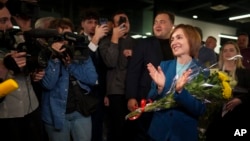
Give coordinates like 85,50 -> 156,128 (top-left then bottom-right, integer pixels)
125,36 -> 174,100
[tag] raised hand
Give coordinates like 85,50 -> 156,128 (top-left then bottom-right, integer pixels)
147,63 -> 165,92
175,69 -> 192,93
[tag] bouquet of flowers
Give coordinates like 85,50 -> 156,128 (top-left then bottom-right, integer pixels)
125,62 -> 232,120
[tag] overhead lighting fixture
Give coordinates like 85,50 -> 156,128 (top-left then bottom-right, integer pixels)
193,15 -> 198,19
218,34 -> 238,40
210,4 -> 229,11
229,14 -> 250,21
131,34 -> 142,39
13,25 -> 20,29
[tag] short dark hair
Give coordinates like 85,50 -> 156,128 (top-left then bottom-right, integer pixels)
237,32 -> 248,37
207,36 -> 217,42
80,8 -> 99,21
110,9 -> 128,23
155,10 -> 175,24
49,17 -> 74,31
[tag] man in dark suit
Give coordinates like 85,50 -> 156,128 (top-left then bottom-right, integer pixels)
125,10 -> 175,141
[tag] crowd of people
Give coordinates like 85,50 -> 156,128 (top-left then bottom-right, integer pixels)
0,0 -> 249,141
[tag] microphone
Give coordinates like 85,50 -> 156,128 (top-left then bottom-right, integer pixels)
0,79 -> 19,98
23,29 -> 59,39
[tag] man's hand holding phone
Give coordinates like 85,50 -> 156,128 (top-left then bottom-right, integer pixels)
99,18 -> 108,25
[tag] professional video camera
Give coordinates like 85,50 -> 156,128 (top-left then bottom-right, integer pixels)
0,28 -> 89,74
0,28 -> 53,74
23,29 -> 90,59
50,31 -> 90,61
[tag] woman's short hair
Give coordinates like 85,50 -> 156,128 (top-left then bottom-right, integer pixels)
170,24 -> 201,58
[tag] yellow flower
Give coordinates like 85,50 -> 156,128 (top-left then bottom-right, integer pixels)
217,71 -> 229,81
222,81 -> 232,99
215,70 -> 232,99
125,69 -> 233,120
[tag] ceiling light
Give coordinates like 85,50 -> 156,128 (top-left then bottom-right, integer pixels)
131,34 -> 142,39
13,25 -> 20,29
218,34 -> 238,40
193,15 -> 198,19
210,4 -> 229,11
229,14 -> 250,21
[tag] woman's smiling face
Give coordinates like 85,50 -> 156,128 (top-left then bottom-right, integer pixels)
222,44 -> 238,61
170,28 -> 190,57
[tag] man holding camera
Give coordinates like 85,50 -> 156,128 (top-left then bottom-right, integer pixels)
39,17 -> 98,141
0,1 -> 45,141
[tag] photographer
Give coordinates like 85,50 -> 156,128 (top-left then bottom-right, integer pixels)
40,17 -> 98,141
0,1 -> 45,141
